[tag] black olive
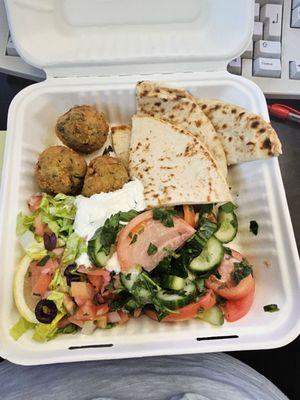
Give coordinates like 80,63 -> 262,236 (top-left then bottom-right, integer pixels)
35,300 -> 57,324
64,264 -> 81,286
43,232 -> 57,251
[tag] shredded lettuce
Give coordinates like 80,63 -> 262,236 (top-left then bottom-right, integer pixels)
47,291 -> 66,314
40,193 -> 76,220
19,231 -> 47,260
10,317 -> 36,340
32,313 -> 64,342
49,269 -> 66,291
16,212 -> 35,236
62,232 -> 86,266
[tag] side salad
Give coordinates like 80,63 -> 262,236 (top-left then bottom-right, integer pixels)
11,194 -> 255,342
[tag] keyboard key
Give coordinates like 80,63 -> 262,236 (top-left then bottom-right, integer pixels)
291,6 -> 300,27
253,21 -> 263,41
260,4 -> 282,23
228,58 -> 242,75
254,40 -> 281,59
260,4 -> 282,41
253,57 -> 281,77
292,0 -> 300,10
289,61 -> 300,79
241,41 -> 253,59
254,3 -> 260,21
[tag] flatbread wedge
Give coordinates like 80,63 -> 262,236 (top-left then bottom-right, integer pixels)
196,99 -> 282,165
111,125 -> 131,168
129,115 -> 232,208
136,81 -> 228,178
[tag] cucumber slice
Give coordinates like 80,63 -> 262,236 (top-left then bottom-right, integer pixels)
87,234 -> 111,267
156,291 -> 190,309
196,306 -> 224,326
189,236 -> 224,273
157,281 -> 196,309
214,210 -> 238,243
133,287 -> 152,305
161,275 -> 186,291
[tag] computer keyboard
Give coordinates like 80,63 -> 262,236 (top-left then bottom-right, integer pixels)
0,0 -> 299,98
228,0 -> 300,98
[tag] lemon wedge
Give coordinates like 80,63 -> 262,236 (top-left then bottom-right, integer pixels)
13,255 -> 38,323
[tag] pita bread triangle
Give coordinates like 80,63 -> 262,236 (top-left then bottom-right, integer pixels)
129,115 -> 232,208
196,99 -> 282,165
136,81 -> 228,178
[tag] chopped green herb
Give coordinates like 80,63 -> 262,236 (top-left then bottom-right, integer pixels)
250,220 -> 259,236
263,304 -> 279,313
193,204 -> 214,215
224,247 -> 233,256
57,324 -> 78,334
128,232 -> 133,239
153,208 -> 176,228
231,260 -> 252,285
130,234 -> 138,245
147,243 -> 158,256
195,278 -> 205,293
37,255 -> 50,266
118,210 -> 140,222
219,202 -> 237,213
163,247 -> 180,258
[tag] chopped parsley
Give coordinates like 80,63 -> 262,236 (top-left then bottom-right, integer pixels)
152,208 -> 176,228
263,304 -> 279,313
130,234 -> 138,245
147,242 -> 158,256
231,260 -> 252,285
219,202 -> 237,213
37,255 -> 50,266
250,220 -> 259,236
224,247 -> 233,256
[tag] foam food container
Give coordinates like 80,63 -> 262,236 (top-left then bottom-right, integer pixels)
0,0 -> 299,365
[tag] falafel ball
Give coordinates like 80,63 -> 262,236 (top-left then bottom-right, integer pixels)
35,146 -> 87,195
82,155 -> 129,197
55,105 -> 109,154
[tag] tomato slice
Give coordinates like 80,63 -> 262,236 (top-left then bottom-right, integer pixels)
222,286 -> 255,322
117,210 -> 195,272
205,250 -> 255,300
145,289 -> 216,322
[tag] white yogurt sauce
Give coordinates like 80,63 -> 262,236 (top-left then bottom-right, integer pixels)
74,179 -> 145,269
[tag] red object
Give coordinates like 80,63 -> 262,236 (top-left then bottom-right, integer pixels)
268,104 -> 300,120
222,286 -> 255,322
145,289 -> 216,322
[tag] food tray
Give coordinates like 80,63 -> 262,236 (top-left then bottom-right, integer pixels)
0,71 -> 299,365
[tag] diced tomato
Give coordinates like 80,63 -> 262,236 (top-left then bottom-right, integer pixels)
34,215 -> 46,237
95,304 -> 109,317
78,267 -> 111,292
41,258 -> 59,275
32,273 -> 52,296
71,282 -> 95,306
117,210 -> 195,272
183,205 -> 196,228
28,194 -> 43,213
88,275 -> 103,291
205,250 -> 255,300
29,258 -> 59,297
118,311 -> 130,325
222,286 -> 255,322
145,289 -> 216,322
71,300 -> 97,322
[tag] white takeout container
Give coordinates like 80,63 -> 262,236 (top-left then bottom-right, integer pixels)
0,0 -> 299,365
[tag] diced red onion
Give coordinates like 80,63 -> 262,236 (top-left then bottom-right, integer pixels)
108,311 -> 121,323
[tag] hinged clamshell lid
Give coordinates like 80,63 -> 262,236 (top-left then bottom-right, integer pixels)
4,0 -> 253,78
